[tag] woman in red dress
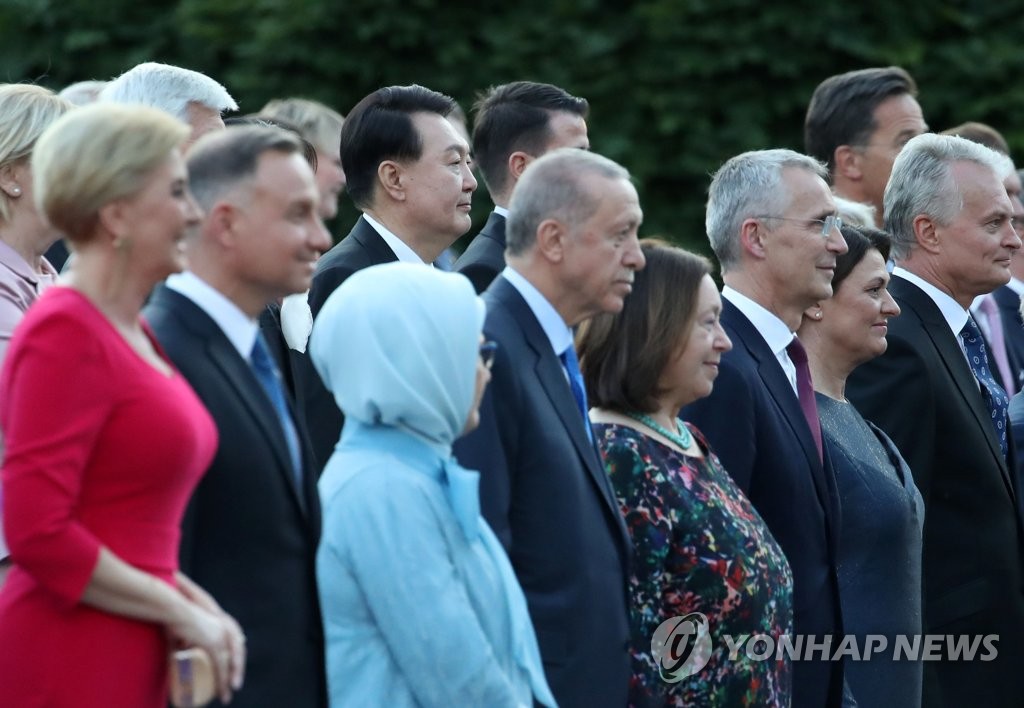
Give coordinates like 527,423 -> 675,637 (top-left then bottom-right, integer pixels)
0,103 -> 245,707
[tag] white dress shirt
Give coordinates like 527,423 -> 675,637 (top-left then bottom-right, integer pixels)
363,213 -> 428,265
165,271 -> 259,360
722,286 -> 799,394
502,266 -> 573,358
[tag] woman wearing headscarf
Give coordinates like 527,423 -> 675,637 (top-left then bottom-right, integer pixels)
578,239 -> 793,707
0,103 -> 245,706
310,262 -> 555,707
797,224 -> 923,707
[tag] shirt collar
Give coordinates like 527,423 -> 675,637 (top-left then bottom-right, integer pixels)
362,213 -> 428,265
1006,276 -> 1024,296
165,271 -> 259,359
0,240 -> 58,286
892,266 -> 969,336
722,285 -> 795,356
493,205 -> 510,219
501,266 -> 573,356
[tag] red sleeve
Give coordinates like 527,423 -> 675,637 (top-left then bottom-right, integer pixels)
1,305 -> 113,607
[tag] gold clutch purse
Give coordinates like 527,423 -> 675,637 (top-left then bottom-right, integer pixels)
168,648 -> 216,708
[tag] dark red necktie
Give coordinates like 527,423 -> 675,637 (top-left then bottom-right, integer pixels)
786,337 -> 823,464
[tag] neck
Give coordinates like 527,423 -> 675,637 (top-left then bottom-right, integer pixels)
188,259 -> 267,320
1,219 -> 54,272
723,272 -> 806,331
364,208 -> 451,264
507,257 -> 584,327
898,256 -> 974,309
798,321 -> 853,400
66,249 -> 151,328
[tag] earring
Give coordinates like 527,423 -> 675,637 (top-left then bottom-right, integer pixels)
814,311 -> 823,320
10,187 -> 20,196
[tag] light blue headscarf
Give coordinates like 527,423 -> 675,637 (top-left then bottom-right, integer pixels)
310,262 -> 556,707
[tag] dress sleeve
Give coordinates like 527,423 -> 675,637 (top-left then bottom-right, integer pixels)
1,309 -> 114,606
323,469 -> 524,708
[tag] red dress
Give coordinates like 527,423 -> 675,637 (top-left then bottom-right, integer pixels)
0,287 -> 217,707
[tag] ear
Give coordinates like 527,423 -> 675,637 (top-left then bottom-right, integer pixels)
0,163 -> 22,198
739,217 -> 768,261
803,303 -> 824,321
507,151 -> 533,183
534,217 -> 568,263
913,214 -> 941,255
207,202 -> 240,249
96,198 -> 131,244
833,145 -> 862,182
376,160 -> 405,202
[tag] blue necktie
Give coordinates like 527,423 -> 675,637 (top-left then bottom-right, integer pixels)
250,335 -> 304,484
559,345 -> 593,443
960,315 -> 1010,459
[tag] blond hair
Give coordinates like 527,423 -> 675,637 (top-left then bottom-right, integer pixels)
32,103 -> 189,242
260,97 -> 343,154
0,84 -> 71,223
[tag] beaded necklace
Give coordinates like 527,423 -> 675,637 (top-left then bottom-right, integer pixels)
623,411 -> 693,449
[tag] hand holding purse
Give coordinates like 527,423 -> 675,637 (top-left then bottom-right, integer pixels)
168,647 -> 216,708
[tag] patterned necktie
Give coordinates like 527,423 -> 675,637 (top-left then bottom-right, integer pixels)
960,315 -> 1010,459
786,337 -> 823,464
559,345 -> 594,443
978,295 -> 1016,395
250,335 -> 304,483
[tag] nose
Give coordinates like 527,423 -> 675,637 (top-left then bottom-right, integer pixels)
185,191 -> 203,225
463,162 -> 477,193
624,236 -> 645,270
716,326 -> 733,353
310,216 -> 332,254
881,289 -> 901,317
1004,220 -> 1022,251
826,225 -> 848,254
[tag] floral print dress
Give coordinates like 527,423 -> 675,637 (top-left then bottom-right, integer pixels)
595,421 -> 794,707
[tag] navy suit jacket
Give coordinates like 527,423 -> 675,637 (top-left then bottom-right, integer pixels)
847,275 -> 1024,708
453,210 -> 506,294
453,275 -> 631,708
298,216 -> 398,469
992,285 -> 1024,393
682,298 -> 844,708
144,285 -> 326,708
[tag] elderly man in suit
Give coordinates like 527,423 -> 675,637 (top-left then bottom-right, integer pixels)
454,148 -> 643,707
682,149 -> 848,707
453,81 -> 589,293
847,133 -> 1024,707
144,125 -> 332,708
299,84 -> 476,468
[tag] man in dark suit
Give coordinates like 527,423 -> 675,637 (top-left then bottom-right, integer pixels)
455,148 -> 643,707
454,81 -> 589,293
300,85 -> 477,467
847,133 -> 1024,707
682,149 -> 849,707
144,126 -> 332,708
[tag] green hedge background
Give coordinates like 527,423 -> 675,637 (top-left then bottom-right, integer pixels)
2,0 -> 1023,256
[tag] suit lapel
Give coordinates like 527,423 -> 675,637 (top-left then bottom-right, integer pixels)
350,215 -> 399,264
479,211 -> 507,249
892,276 -> 1015,498
154,287 -> 312,518
994,285 -> 1024,391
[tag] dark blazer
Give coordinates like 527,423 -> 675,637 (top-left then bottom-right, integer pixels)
992,284 -> 1024,393
682,298 -> 844,708
847,275 -> 1024,707
299,216 -> 398,469
453,210 -> 506,294
144,286 -> 326,708
453,275 -> 631,708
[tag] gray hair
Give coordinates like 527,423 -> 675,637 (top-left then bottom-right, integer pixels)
186,125 -> 302,213
833,195 -> 877,228
506,147 -> 630,256
100,62 -> 237,122
884,133 -> 1013,260
705,149 -> 828,270
58,80 -> 106,107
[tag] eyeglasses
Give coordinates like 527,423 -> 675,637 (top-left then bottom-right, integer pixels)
754,214 -> 843,237
479,340 -> 498,370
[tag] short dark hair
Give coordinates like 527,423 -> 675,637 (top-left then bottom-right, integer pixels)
832,224 -> 892,292
341,84 -> 456,209
187,124 -> 302,212
804,67 -> 918,174
940,121 -> 1010,156
225,114 -> 318,170
472,81 -> 588,197
578,239 -> 711,414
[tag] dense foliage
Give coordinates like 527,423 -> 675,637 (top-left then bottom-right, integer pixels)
2,0 -> 1023,255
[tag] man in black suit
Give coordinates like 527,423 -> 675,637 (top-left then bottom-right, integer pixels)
682,149 -> 849,707
847,133 -> 1024,707
300,84 -> 477,467
454,81 -> 589,293
455,148 -> 643,707
144,126 -> 332,708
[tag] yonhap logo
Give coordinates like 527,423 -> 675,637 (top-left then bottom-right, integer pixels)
651,612 -> 713,682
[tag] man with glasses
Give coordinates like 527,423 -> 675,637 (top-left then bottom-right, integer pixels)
847,133 -> 1024,707
683,149 -> 849,708
805,66 -> 928,226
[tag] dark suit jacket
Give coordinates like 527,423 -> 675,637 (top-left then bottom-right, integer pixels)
682,298 -> 844,708
847,275 -> 1024,707
298,216 -> 398,469
453,275 -> 631,708
144,286 -> 326,708
993,285 -> 1024,393
453,210 -> 506,294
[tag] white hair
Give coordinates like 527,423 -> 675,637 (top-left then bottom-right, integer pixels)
832,195 -> 876,228
58,80 -> 107,107
100,62 -> 237,122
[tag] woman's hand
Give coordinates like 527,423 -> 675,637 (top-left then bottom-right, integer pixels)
168,591 -> 246,704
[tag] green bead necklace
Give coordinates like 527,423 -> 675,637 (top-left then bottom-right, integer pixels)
624,411 -> 693,449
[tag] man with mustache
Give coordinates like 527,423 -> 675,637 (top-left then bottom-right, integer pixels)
682,149 -> 849,707
455,148 -> 644,707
